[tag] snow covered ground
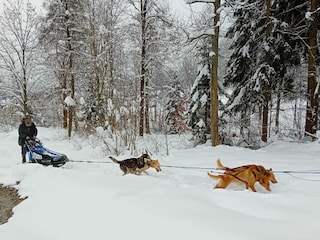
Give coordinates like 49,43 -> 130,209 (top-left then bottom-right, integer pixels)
0,127 -> 320,240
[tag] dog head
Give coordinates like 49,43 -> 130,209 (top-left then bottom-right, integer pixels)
138,153 -> 151,166
141,153 -> 151,159
264,169 -> 278,184
149,159 -> 162,172
255,166 -> 278,183
258,177 -> 271,191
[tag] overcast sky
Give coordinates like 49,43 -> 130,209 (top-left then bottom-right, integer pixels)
0,0 -> 196,18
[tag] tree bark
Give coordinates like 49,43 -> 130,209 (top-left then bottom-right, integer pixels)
65,1 -> 75,138
145,76 -> 151,134
305,0 -> 318,139
261,0 -> 272,142
22,48 -> 28,115
139,0 -> 148,137
211,0 -> 220,146
61,64 -> 68,129
275,90 -> 281,135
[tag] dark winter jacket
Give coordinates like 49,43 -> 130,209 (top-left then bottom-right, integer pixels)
18,122 -> 38,146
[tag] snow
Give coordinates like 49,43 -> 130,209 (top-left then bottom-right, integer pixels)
64,96 -> 75,107
189,29 -> 215,39
200,93 -> 208,106
196,118 -> 205,128
305,11 -> 312,20
1,127 -> 320,240
186,0 -> 216,3
227,87 -> 245,110
209,51 -> 215,57
192,90 -> 199,102
241,44 -> 250,58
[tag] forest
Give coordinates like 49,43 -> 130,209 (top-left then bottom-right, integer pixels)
0,0 -> 319,153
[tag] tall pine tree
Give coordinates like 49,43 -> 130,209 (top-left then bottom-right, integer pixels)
224,0 -> 308,144
187,41 -> 211,145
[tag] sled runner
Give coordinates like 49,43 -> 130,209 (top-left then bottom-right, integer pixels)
25,139 -> 69,167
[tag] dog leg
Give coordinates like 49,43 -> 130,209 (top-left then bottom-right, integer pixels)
214,176 -> 233,189
248,184 -> 257,192
120,165 -> 129,176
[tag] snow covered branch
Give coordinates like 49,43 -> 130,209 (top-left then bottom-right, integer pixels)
186,0 -> 216,4
188,29 -> 215,41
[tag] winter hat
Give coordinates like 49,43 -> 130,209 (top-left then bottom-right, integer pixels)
23,114 -> 31,120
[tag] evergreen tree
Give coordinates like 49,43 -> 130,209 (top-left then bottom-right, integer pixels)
187,41 -> 211,145
223,0 -> 308,144
165,81 -> 189,134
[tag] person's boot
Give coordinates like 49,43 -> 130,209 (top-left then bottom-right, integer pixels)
22,155 -> 26,163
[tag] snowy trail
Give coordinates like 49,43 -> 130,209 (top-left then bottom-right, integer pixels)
1,128 -> 320,240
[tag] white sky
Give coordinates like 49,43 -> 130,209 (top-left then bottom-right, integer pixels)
0,0 -> 197,19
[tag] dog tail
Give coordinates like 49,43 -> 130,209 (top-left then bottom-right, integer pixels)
109,156 -> 119,164
207,172 -> 222,180
216,158 -> 227,170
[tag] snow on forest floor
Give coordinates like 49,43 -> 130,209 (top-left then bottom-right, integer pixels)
0,127 -> 320,240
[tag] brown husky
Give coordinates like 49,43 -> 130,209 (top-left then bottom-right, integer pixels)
208,159 -> 277,192
109,154 -> 161,175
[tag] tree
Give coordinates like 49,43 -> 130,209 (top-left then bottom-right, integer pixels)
261,0 -> 272,142
224,0 -> 307,145
128,0 -> 178,136
165,80 -> 189,134
139,0 -> 148,136
224,0 -> 276,143
305,0 -> 319,139
0,0 -> 39,116
82,0 -> 127,130
187,39 -> 211,145
187,0 -> 221,146
40,0 -> 86,137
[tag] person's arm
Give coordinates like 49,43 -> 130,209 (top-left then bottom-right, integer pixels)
19,124 -> 27,139
18,124 -> 28,145
32,124 -> 38,139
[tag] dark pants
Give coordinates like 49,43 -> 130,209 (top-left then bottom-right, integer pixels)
21,144 -> 28,160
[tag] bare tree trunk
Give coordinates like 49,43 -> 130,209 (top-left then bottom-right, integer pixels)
65,1 -> 75,138
210,0 -> 220,146
145,78 -> 150,134
60,64 -> 68,128
139,0 -> 148,137
261,0 -> 271,142
275,90 -> 281,135
89,5 -> 106,127
305,0 -> 318,139
22,49 -> 28,115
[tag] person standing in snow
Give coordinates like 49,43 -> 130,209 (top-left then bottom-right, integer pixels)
18,115 -> 38,163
